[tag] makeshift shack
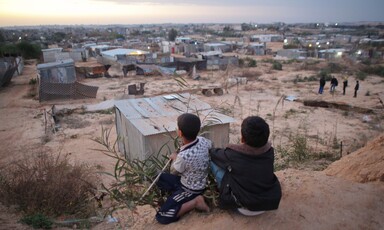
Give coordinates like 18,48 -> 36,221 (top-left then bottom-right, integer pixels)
174,57 -> 207,72
114,93 -> 234,161
0,57 -> 22,87
37,59 -> 98,102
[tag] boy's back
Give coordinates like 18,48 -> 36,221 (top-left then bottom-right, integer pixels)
173,136 -> 212,191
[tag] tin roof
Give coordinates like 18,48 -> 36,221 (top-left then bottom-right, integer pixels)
37,59 -> 74,70
41,48 -> 63,53
101,48 -> 149,58
114,93 -> 234,136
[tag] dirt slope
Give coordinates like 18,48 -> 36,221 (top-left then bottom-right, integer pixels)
324,134 -> 384,183
1,60 -> 383,230
105,137 -> 384,230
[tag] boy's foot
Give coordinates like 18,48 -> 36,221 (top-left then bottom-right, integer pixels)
195,195 -> 210,212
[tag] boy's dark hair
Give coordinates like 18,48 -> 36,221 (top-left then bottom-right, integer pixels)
241,116 -> 270,147
177,113 -> 201,141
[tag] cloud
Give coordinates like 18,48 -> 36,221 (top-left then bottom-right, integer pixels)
90,0 -> 258,6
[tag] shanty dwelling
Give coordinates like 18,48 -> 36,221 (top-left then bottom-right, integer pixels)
276,49 -> 308,59
37,59 -> 98,102
247,43 -> 266,55
203,43 -> 232,53
42,48 -> 63,63
101,48 -> 149,63
0,57 -> 23,87
318,49 -> 348,60
174,57 -> 207,72
114,93 -> 234,161
206,56 -> 239,70
250,34 -> 284,43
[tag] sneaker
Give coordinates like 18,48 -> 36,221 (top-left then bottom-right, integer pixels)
237,208 -> 265,216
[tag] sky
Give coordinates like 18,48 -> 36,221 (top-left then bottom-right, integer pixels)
0,0 -> 384,27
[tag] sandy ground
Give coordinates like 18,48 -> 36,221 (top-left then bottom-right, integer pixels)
0,58 -> 383,229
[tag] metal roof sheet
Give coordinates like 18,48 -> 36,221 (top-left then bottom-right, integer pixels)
101,48 -> 149,57
37,59 -> 74,70
114,93 -> 234,136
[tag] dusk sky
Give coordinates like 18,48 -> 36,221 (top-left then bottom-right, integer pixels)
0,0 -> 383,27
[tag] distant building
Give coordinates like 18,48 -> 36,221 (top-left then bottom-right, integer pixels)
250,34 -> 284,42
277,49 -> 307,59
203,43 -> 232,52
37,59 -> 98,102
247,43 -> 266,55
175,37 -> 192,44
41,48 -> 63,63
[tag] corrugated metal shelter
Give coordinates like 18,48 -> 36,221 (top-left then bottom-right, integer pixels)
115,93 -> 234,161
42,48 -> 63,63
37,59 -> 98,102
101,48 -> 149,61
0,57 -> 19,87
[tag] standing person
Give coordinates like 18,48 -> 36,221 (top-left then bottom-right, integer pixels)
354,80 -> 359,98
330,76 -> 338,93
319,76 -> 326,94
155,113 -> 211,224
209,116 -> 282,216
342,75 -> 348,95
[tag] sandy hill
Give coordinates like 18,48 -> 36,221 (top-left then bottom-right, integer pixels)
324,134 -> 384,183
1,60 -> 383,230
98,134 -> 384,230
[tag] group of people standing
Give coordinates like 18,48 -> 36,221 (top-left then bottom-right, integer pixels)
318,74 -> 360,97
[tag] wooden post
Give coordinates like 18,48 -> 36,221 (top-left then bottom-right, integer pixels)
44,109 -> 47,134
340,141 -> 343,158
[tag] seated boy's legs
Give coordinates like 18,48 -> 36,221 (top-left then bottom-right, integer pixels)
156,173 -> 181,192
210,161 -> 225,189
156,188 -> 202,224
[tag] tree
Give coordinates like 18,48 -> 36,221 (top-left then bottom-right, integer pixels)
0,41 -> 41,59
52,32 -> 66,43
0,30 -> 5,44
168,28 -> 178,41
241,23 -> 252,31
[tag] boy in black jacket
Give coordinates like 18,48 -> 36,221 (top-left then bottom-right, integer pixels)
210,116 -> 282,216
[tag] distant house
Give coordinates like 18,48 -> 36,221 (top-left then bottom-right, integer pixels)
100,48 -> 148,62
37,59 -> 98,102
250,34 -> 284,42
175,37 -> 192,44
318,48 -> 347,59
247,43 -> 266,55
0,57 -> 23,87
114,93 -> 234,160
276,49 -> 307,59
203,43 -> 232,53
174,57 -> 207,72
100,48 -> 149,75
195,52 -> 238,70
41,48 -> 63,63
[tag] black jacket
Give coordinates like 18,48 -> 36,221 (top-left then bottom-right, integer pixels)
210,143 -> 282,211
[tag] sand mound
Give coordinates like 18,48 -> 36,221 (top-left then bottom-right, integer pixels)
324,134 -> 384,183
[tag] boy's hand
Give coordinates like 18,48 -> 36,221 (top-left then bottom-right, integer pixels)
169,152 -> 178,161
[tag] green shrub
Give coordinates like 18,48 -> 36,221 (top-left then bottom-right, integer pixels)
317,70 -> 333,81
361,65 -> 384,77
29,78 -> 37,85
326,62 -> 343,73
356,71 -> 367,81
272,61 -> 282,70
20,213 -> 53,229
248,59 -> 257,67
238,58 -> 245,67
